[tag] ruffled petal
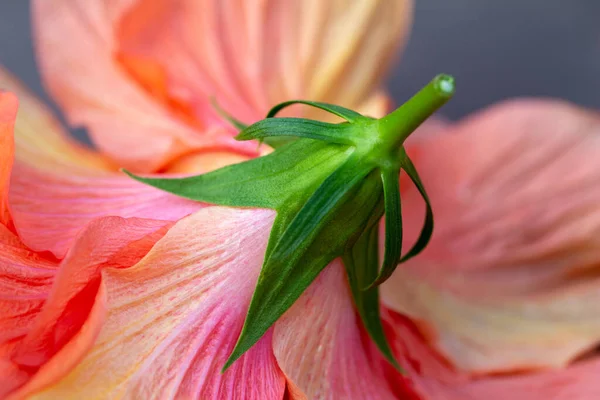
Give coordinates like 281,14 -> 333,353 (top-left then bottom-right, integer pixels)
383,99 -> 600,375
0,68 -> 200,258
273,260 -> 405,400
9,167 -> 200,259
2,216 -> 170,398
23,207 -> 286,399
383,309 -> 600,400
0,91 -> 17,226
0,225 -> 56,398
32,0 -> 411,170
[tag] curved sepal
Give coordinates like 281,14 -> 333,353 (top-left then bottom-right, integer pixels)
267,100 -> 368,123
235,118 -> 356,145
124,140 -> 349,210
367,167 -> 403,288
210,97 -> 248,131
399,152 -> 434,263
343,216 -> 403,372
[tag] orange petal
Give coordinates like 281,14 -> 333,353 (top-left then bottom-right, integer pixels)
0,68 -> 201,258
0,225 -> 56,398
382,99 -> 600,375
24,207 -> 287,399
273,260 -> 407,399
0,91 -> 17,226
6,216 -> 170,398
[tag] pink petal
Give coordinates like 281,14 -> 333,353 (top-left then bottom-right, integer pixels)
0,91 -> 17,226
0,68 -> 200,258
9,167 -> 200,259
22,207 -> 286,399
383,99 -> 600,375
273,260 -> 408,400
3,216 -> 169,398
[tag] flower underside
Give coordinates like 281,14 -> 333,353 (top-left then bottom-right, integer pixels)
127,74 -> 455,372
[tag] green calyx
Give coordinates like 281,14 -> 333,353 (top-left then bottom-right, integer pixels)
125,74 -> 454,372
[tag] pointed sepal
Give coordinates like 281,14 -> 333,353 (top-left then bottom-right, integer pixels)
211,97 -> 248,130
124,140 -> 349,210
343,219 -> 403,372
366,167 -> 403,288
267,100 -> 369,122
235,117 -> 357,145
399,151 -> 434,263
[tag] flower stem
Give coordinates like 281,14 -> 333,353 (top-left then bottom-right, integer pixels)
378,74 -> 455,149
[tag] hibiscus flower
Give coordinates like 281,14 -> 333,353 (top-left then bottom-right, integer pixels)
2,1 -> 599,399
2,1 -> 418,398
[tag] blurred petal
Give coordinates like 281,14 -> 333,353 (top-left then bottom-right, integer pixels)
383,99 -> 600,374
384,309 -> 600,400
26,207 -> 286,399
0,68 -> 200,258
295,1 -> 412,109
32,0 -> 411,170
31,0 -> 238,172
117,0 -> 412,121
0,67 -> 114,174
273,260 -> 401,400
0,91 -> 17,226
3,216 -> 169,398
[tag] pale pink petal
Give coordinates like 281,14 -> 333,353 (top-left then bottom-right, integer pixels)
3,216 -> 169,398
0,67 -> 200,258
273,260 -> 405,400
382,99 -> 600,374
383,309 -> 600,400
24,207 -> 286,399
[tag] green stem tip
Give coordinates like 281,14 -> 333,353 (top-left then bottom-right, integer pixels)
378,74 -> 455,148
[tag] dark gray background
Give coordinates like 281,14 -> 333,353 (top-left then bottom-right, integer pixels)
1,0 -> 599,126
